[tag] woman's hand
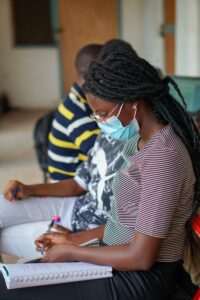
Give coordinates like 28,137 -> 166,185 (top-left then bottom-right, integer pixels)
51,224 -> 72,234
4,180 -> 30,201
40,244 -> 76,262
35,232 -> 73,253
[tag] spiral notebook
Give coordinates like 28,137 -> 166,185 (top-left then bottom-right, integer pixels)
0,262 -> 112,289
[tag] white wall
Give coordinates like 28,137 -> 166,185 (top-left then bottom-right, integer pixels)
120,0 -> 165,73
176,0 -> 200,76
0,0 -> 60,109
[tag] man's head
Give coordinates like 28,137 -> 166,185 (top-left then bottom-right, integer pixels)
75,44 -> 103,87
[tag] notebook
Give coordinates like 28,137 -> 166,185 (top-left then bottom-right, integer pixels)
0,261 -> 112,289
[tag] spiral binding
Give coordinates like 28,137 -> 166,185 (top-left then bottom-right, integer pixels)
12,267 -> 111,283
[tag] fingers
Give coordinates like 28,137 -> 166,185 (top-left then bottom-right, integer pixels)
52,224 -> 72,234
40,251 -> 51,263
35,239 -> 51,253
39,245 -> 68,263
46,232 -> 71,245
35,234 -> 53,253
35,242 -> 50,253
4,180 -> 21,201
35,231 -> 73,256
40,250 -> 59,263
36,232 -> 57,242
35,234 -> 47,247
4,180 -> 29,201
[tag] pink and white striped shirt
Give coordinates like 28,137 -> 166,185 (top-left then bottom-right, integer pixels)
103,125 -> 195,261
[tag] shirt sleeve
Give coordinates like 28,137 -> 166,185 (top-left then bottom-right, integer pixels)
48,94 -> 99,180
74,153 -> 92,191
135,148 -> 185,238
64,94 -> 100,155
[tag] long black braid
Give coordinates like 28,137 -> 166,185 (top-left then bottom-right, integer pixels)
84,41 -> 200,250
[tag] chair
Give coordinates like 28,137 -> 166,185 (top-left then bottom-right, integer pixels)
33,109 -> 56,182
171,76 -> 200,112
192,215 -> 200,300
172,215 -> 200,299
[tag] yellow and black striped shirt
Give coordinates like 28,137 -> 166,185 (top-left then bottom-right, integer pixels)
48,82 -> 100,180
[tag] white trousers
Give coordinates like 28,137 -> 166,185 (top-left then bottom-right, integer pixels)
0,195 -> 77,258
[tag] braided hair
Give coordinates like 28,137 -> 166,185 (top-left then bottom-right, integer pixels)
84,40 -> 200,250
97,39 -> 138,61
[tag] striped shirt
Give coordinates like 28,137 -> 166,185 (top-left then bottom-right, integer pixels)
103,125 -> 195,262
48,83 -> 100,180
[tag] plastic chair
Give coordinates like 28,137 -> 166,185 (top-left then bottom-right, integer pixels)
192,215 -> 200,300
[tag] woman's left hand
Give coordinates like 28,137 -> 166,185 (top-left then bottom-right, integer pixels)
40,244 -> 75,263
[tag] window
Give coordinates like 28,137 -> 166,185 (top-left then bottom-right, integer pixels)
171,76 -> 200,112
12,0 -> 55,45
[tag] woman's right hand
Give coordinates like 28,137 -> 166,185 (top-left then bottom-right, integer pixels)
35,232 -> 73,253
4,180 -> 30,201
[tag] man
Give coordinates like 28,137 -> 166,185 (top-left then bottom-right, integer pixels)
1,134 -> 125,257
48,44 -> 102,180
0,40 -> 137,259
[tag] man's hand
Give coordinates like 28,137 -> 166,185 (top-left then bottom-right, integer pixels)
4,180 -> 30,201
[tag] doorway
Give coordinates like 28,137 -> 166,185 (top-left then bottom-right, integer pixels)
58,0 -> 118,94
163,0 -> 175,75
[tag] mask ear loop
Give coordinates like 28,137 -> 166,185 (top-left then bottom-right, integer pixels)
116,103 -> 124,118
104,102 -> 124,125
132,104 -> 137,119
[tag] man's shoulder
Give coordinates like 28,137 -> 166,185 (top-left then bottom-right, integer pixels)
61,86 -> 91,115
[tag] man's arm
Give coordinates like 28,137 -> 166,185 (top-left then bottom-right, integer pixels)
4,178 -> 86,201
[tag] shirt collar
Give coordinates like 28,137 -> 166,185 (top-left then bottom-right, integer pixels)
71,82 -> 86,100
125,125 -> 170,164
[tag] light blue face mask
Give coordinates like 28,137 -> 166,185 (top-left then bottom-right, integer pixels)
97,106 -> 140,141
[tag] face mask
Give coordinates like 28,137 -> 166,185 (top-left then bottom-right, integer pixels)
97,106 -> 139,141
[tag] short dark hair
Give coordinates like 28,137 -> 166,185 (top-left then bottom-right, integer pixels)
75,44 -> 103,76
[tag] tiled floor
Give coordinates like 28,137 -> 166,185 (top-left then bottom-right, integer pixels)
0,109 -> 49,262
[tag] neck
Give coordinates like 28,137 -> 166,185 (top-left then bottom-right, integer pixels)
137,100 -> 166,150
76,79 -> 83,88
76,73 -> 85,88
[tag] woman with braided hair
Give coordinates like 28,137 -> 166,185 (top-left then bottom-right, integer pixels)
1,40 -> 199,299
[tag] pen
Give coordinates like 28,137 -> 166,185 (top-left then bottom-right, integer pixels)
41,220 -> 54,255
12,187 -> 20,198
47,219 -> 55,233
41,216 -> 61,255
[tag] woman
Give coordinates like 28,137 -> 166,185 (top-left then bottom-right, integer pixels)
0,40 -> 199,300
